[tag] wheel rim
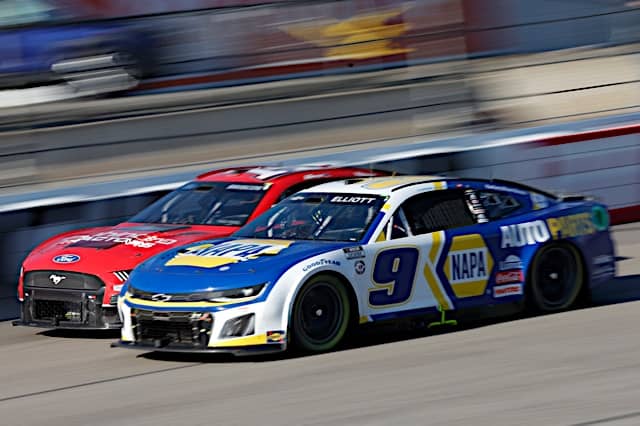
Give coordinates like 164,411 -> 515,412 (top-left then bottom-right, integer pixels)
296,282 -> 344,345
534,247 -> 578,308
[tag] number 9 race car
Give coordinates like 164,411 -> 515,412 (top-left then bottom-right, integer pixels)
114,175 -> 616,355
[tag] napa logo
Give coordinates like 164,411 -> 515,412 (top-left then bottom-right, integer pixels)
164,239 -> 292,268
444,234 -> 493,298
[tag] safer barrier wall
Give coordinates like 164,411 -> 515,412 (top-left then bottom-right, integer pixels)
0,120 -> 637,320
0,192 -> 168,320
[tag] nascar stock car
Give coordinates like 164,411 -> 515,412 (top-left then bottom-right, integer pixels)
14,165 -> 383,329
114,175 -> 615,355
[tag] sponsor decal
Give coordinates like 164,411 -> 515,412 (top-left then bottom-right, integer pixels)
302,258 -> 341,272
499,255 -> 523,271
355,260 -> 366,275
591,206 -> 610,231
444,234 -> 494,298
546,213 -> 596,240
63,231 -> 177,249
450,250 -> 487,283
266,330 -> 286,343
330,196 -> 376,204
493,283 -> 523,298
500,220 -> 550,248
53,254 -> 80,264
484,184 -> 528,196
495,270 -> 524,285
165,239 -> 292,268
343,246 -> 365,259
531,193 -> 549,210
226,184 -> 266,191
49,274 -> 66,285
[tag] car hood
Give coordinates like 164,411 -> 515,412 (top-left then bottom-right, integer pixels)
127,237 -> 352,294
23,223 -> 237,272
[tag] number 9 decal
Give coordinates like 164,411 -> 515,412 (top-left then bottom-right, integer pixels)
369,247 -> 419,307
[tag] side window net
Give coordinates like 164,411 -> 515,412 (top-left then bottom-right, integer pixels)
403,191 -> 476,235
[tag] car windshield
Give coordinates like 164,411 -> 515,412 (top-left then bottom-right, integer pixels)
129,182 -> 269,226
234,192 -> 385,242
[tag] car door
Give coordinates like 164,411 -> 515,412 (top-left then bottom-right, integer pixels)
354,188 -> 487,321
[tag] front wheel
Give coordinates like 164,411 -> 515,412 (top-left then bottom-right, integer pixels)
528,243 -> 584,312
290,275 -> 351,353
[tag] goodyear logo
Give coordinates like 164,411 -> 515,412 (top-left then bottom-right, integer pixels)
444,234 -> 493,298
546,213 -> 596,240
165,239 -> 292,268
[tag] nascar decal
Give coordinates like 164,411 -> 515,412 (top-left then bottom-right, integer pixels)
164,239 -> 292,268
343,246 -> 365,259
444,234 -> 493,298
500,220 -> 550,248
62,231 -> 177,249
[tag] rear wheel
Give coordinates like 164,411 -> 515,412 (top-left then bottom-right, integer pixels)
528,243 -> 584,312
291,275 -> 351,352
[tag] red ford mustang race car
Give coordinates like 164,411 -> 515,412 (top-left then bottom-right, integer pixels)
14,165 -> 383,329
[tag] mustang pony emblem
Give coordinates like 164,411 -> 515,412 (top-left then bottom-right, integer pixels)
49,274 -> 67,285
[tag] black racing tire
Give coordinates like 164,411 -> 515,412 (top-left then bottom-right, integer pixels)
528,243 -> 584,312
291,274 -> 351,353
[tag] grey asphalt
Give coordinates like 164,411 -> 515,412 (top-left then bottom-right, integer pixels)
0,223 -> 639,426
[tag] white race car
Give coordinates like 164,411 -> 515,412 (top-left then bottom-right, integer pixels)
114,176 -> 615,355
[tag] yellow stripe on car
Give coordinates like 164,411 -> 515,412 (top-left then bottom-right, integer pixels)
424,231 -> 451,310
209,334 -> 267,347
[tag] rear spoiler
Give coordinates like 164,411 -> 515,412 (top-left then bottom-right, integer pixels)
556,194 -> 593,202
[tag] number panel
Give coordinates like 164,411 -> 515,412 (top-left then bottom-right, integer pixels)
368,247 -> 420,308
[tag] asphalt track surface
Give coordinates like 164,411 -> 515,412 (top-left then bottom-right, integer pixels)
0,223 -> 639,426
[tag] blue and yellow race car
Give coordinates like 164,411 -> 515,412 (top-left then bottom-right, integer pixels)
114,176 -> 616,355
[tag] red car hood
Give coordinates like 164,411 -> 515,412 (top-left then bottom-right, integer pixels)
23,222 -> 236,272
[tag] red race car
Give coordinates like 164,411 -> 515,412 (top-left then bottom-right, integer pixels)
15,165 -> 384,329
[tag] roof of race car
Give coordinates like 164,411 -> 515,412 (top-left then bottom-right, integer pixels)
298,175 -> 449,196
195,165 -> 378,183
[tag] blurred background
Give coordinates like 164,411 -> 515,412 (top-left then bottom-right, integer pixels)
0,0 -> 638,317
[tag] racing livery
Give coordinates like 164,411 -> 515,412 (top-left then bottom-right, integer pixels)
14,165 -> 382,329
115,176 -> 616,355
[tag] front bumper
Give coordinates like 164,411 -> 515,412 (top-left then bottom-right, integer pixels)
17,287 -> 121,330
118,296 -> 287,354
111,339 -> 285,356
